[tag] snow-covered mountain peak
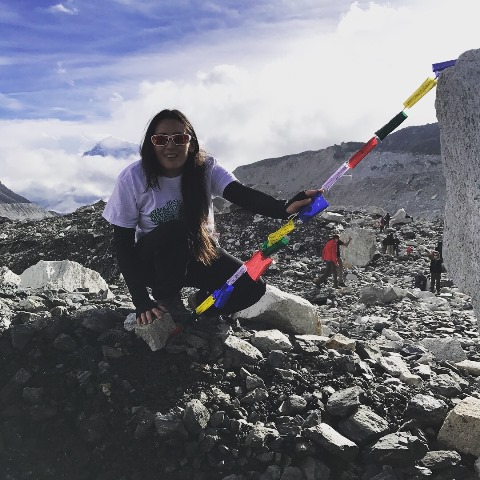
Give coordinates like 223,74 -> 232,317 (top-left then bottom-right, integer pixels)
82,136 -> 139,158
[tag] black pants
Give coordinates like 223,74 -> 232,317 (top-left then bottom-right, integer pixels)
318,261 -> 338,287
430,271 -> 441,293
135,221 -> 266,315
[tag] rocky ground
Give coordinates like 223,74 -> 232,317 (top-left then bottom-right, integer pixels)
0,201 -> 479,480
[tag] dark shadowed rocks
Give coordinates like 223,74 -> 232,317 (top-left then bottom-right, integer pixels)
0,201 -> 479,479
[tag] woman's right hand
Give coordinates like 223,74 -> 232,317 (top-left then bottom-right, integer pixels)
285,189 -> 324,215
136,304 -> 168,325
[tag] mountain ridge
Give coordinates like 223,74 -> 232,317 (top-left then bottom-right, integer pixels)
0,182 -> 55,220
233,123 -> 443,219
0,181 -> 30,204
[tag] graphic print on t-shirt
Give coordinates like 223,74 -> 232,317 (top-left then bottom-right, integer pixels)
150,199 -> 184,224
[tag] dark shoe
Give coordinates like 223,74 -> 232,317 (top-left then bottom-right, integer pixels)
188,290 -> 209,310
157,294 -> 191,322
338,282 -> 347,287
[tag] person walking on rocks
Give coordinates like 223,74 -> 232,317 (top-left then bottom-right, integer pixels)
336,235 -> 352,287
428,250 -> 443,294
393,234 -> 400,256
436,240 -> 443,260
314,235 -> 340,288
103,109 -> 322,325
384,212 -> 391,229
382,232 -> 395,255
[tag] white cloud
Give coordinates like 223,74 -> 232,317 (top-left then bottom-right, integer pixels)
109,92 -> 124,103
1,146 -> 134,213
0,0 -> 478,212
0,119 -> 134,212
48,3 -> 79,15
0,93 -> 22,111
100,0 -> 461,169
57,61 -> 67,74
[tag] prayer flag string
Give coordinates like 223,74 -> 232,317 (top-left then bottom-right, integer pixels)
190,59 -> 456,319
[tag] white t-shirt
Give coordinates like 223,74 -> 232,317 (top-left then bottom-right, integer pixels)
102,156 -> 236,241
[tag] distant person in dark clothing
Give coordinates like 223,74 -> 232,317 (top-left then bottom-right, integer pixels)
336,235 -> 352,287
379,216 -> 386,232
428,250 -> 443,294
393,235 -> 400,256
414,271 -> 427,291
314,235 -> 340,288
382,232 -> 395,255
384,212 -> 391,228
436,240 -> 443,260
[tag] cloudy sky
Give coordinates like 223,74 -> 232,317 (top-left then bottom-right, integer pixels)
0,0 -> 476,212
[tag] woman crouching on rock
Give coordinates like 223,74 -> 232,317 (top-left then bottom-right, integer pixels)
103,109 -> 322,325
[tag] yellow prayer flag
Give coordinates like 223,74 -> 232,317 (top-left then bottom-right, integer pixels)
195,295 -> 215,314
267,219 -> 295,247
403,78 -> 437,109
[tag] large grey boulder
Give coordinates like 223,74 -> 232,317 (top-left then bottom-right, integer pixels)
390,208 -> 413,226
340,228 -> 376,267
223,335 -> 264,366
435,48 -> 480,324
421,337 -> 467,363
20,260 -> 113,297
437,396 -> 480,456
363,432 -> 428,466
232,284 -> 320,335
321,211 -> 344,223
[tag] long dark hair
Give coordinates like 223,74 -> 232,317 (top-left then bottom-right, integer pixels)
140,109 -> 217,265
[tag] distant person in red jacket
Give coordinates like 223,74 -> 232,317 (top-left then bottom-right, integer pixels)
314,235 -> 340,288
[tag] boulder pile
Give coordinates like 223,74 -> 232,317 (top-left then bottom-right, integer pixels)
0,202 -> 479,480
